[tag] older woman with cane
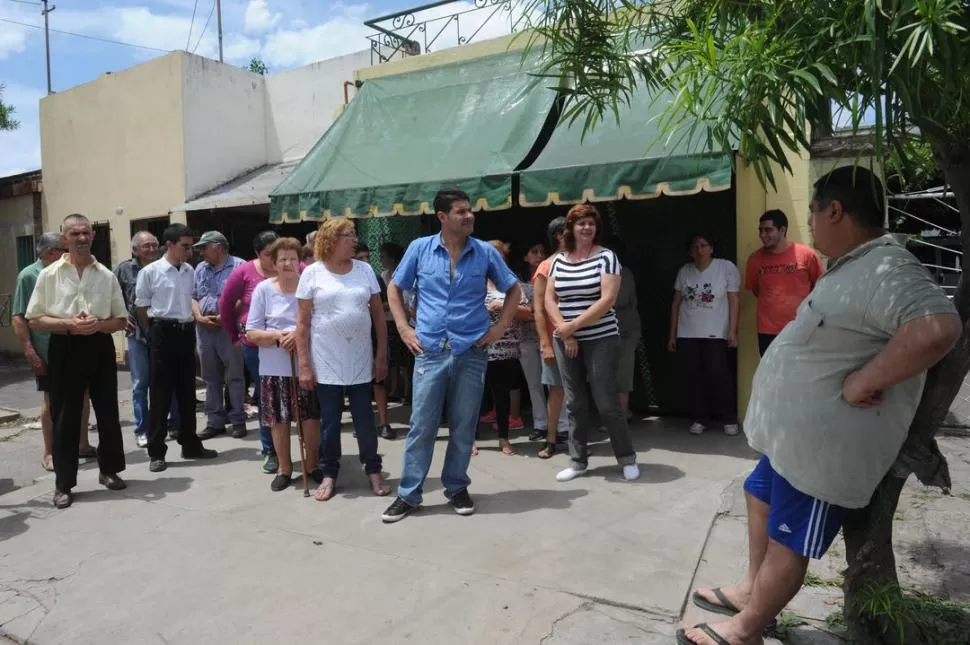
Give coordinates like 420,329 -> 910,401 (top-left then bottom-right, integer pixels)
245,237 -> 321,492
296,218 -> 391,501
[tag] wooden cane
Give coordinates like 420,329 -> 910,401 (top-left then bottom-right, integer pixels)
289,351 -> 311,497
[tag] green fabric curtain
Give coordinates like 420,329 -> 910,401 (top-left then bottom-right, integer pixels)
270,49 -> 559,223
518,89 -> 733,206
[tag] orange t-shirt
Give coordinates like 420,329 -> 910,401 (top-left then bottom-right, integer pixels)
745,242 -> 822,334
532,255 -> 557,341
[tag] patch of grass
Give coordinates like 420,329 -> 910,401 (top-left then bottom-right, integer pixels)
803,571 -> 842,588
773,610 -> 807,638
825,609 -> 847,634
856,583 -> 970,645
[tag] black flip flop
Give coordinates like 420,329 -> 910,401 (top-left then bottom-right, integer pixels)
692,588 -> 739,616
675,624 -> 730,645
691,589 -> 778,635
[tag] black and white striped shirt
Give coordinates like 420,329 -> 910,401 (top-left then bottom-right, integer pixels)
550,248 -> 621,341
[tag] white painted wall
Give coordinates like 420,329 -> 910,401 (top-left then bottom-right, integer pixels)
182,54 -> 268,200
264,50 -> 372,163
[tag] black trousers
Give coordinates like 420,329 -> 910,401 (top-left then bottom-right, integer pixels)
484,358 -> 519,439
148,321 -> 203,459
49,333 -> 125,492
679,338 -> 737,425
758,333 -> 777,356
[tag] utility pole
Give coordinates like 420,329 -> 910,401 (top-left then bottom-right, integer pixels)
216,0 -> 223,63
41,0 -> 56,94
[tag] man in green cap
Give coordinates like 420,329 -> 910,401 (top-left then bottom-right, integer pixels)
192,231 -> 246,440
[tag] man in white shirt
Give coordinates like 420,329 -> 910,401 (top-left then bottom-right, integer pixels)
25,214 -> 129,509
135,224 -> 218,473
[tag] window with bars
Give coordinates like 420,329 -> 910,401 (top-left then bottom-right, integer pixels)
15,235 -> 35,272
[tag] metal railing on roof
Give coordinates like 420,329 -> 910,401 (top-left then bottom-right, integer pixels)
889,188 -> 962,298
364,0 -> 530,65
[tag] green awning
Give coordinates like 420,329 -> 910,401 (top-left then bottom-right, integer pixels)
270,49 -> 558,222
518,89 -> 733,206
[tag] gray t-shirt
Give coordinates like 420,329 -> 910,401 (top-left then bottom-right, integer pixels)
744,235 -> 957,508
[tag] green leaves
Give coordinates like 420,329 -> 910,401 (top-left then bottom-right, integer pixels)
0,84 -> 17,132
521,0 -> 970,190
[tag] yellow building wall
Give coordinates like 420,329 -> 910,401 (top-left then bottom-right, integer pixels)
735,144 -> 813,417
39,52 -> 188,267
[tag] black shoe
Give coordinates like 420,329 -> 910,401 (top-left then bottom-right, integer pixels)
149,458 -> 167,472
197,426 -> 225,440
307,469 -> 324,485
230,424 -> 248,439
167,426 -> 179,442
529,429 -> 546,442
381,497 -> 417,523
449,489 -> 475,516
53,489 -> 73,509
378,424 -> 397,440
182,446 -> 218,460
98,473 -> 127,491
556,432 -> 569,445
263,453 -> 279,474
271,474 -> 291,492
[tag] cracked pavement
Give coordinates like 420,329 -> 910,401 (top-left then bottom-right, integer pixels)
1,366 -> 968,644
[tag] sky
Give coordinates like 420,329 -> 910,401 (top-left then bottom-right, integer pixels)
0,0 -> 473,177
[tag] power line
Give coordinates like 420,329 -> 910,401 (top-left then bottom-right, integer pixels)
185,0 -> 199,50
4,0 -> 42,6
192,1 -> 216,54
0,17 -> 171,53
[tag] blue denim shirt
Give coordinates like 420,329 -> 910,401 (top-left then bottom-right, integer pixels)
193,255 -> 244,314
393,234 -> 518,356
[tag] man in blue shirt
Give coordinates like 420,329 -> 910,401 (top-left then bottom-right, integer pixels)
191,231 -> 246,439
381,190 -> 520,523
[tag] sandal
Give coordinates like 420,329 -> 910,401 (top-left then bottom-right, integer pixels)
499,439 -> 516,456
42,455 -> 54,472
368,473 -> 391,497
537,442 -> 556,459
691,589 -> 778,635
313,478 -> 336,502
471,443 -> 479,456
676,624 -> 729,645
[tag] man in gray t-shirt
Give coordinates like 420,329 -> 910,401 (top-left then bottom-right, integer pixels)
680,167 -> 961,645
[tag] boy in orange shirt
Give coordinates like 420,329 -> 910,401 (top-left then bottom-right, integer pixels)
745,210 -> 823,355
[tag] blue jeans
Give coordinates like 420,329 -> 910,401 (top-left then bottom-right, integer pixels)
242,344 -> 274,455
317,382 -> 381,478
128,337 -> 179,436
397,347 -> 487,506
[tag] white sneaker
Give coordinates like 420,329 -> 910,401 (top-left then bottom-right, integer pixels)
556,467 -> 588,482
724,424 -> 740,436
136,434 -> 148,448
622,464 -> 640,481
689,422 -> 707,435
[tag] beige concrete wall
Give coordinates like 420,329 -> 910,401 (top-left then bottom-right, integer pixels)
735,144 -> 813,417
0,195 -> 38,355
182,55 -> 267,201
356,33 -> 526,81
40,52 -> 187,267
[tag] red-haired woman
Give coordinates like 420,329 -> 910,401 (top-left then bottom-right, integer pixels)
544,204 -> 639,482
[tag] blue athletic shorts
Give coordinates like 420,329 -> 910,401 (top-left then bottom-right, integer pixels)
744,455 -> 846,559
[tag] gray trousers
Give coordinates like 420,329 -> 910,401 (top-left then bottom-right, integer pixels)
197,327 -> 246,428
554,334 -> 636,469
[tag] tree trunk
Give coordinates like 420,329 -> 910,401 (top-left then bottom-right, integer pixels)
842,140 -> 970,644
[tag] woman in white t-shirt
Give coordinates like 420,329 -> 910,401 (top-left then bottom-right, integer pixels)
245,237 -> 322,493
296,219 -> 391,502
667,233 -> 741,436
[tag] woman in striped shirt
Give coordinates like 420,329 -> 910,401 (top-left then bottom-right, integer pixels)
544,204 -> 639,482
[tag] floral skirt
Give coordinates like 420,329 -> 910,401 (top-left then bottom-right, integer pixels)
259,376 -> 321,426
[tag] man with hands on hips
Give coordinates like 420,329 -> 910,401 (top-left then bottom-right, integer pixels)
681,166 -> 961,645
380,189 -> 520,524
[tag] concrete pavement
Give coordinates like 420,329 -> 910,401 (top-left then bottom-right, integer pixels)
1,368 -> 968,644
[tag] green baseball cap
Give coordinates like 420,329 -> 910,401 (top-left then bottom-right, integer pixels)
193,231 -> 229,248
